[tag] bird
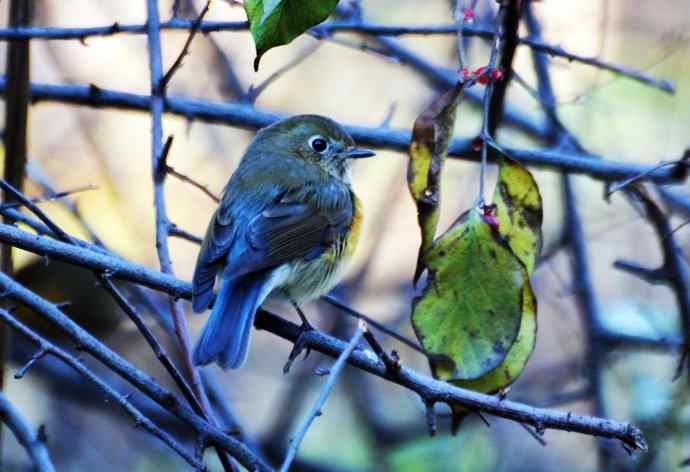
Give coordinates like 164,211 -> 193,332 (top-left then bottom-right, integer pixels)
191,114 -> 375,369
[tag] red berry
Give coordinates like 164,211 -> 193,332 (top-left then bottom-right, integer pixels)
473,66 -> 487,76
459,67 -> 470,78
481,204 -> 500,229
490,68 -> 504,80
478,75 -> 489,85
484,214 -> 500,228
462,7 -> 475,21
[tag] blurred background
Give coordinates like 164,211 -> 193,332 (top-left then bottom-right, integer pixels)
1,0 -> 690,470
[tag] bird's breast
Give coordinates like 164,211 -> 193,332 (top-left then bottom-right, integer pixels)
270,193 -> 362,302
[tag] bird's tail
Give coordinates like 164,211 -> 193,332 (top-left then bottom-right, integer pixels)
192,272 -> 270,369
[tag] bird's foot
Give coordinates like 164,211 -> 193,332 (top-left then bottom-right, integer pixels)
283,320 -> 314,374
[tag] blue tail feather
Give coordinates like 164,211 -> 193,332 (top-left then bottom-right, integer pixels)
193,272 -> 268,369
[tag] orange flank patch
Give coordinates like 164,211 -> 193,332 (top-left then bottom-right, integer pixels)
345,194 -> 363,258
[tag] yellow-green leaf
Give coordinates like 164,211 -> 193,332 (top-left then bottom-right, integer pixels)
493,157 -> 543,274
444,159 -> 542,432
244,0 -> 338,71
407,83 -> 464,284
453,282 -> 537,392
411,210 -> 526,381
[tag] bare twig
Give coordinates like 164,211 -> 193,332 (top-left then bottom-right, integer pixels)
169,224 -> 204,244
0,20 -> 673,92
145,2 -> 232,469
606,159 -> 689,197
166,165 -> 220,203
3,77 -> 685,183
244,41 -> 322,103
0,223 -> 648,450
322,295 -> 425,354
25,167 -> 253,463
0,270 -> 271,471
280,322 -> 366,472
1,3 -> 34,439
0,309 -> 208,471
487,0 -> 521,136
0,184 -> 96,211
98,276 -> 203,413
2,0 -> 33,261
615,186 -> 690,380
0,392 -> 55,472
476,4 -> 506,204
161,0 -> 212,89
524,3 -> 613,468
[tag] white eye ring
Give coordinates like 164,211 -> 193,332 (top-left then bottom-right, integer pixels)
308,135 -> 329,154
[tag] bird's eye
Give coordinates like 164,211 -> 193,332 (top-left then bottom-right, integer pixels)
308,135 -> 329,154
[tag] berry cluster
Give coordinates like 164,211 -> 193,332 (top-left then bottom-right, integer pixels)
459,66 -> 504,85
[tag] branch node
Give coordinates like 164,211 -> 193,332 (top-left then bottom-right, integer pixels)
14,347 -> 48,379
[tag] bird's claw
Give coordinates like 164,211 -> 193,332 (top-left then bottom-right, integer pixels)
283,322 -> 314,374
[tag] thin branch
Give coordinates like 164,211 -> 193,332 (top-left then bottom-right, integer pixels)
166,165 -> 220,202
525,3 -> 613,468
169,224 -> 204,244
280,322 -> 366,472
477,4 -> 507,203
0,392 -> 55,472
25,166 -> 253,461
98,276 -> 203,414
244,41 -> 322,103
487,0 -> 521,136
147,2 -> 232,469
1,77 -> 684,183
322,295 -> 425,354
161,0 -> 212,90
0,20 -> 672,92
0,309 -> 207,472
0,223 -> 648,451
14,347 -> 47,379
1,2 -> 34,436
0,184 -> 96,210
0,270 -> 271,471
0,178 -> 245,468
619,186 -> 690,379
606,159 -> 689,197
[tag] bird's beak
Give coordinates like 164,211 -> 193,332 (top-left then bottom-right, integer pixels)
344,147 -> 376,159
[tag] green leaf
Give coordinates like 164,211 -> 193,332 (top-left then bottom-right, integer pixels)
452,282 -> 536,392
411,210 -> 526,381
244,0 -> 339,71
493,157 -> 543,274
407,83 -> 464,284
444,159 -> 542,431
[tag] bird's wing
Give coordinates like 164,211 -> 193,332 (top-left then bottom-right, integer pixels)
192,190 -> 238,312
222,185 -> 354,281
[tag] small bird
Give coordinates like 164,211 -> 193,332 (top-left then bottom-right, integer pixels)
192,114 -> 374,369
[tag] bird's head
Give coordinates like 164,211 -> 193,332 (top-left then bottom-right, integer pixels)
250,114 -> 375,182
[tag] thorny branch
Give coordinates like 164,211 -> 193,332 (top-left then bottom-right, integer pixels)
0,309 -> 207,471
0,268 -> 271,471
280,322 -> 367,471
145,2 -> 234,469
0,77 -> 684,184
0,222 -> 648,451
614,186 -> 690,380
0,20 -> 673,92
0,392 -> 54,472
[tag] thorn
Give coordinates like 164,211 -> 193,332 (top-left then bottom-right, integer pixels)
424,400 -> 437,437
475,410 -> 491,428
